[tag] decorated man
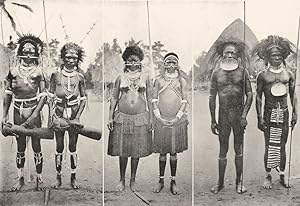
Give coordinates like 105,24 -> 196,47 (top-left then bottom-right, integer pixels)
209,40 -> 253,194
49,42 -> 87,189
152,52 -> 188,195
2,34 -> 47,191
107,45 -> 153,192
253,35 -> 297,189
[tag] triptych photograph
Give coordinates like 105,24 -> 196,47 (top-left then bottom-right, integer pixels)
0,0 -> 300,205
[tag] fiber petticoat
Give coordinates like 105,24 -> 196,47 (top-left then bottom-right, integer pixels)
153,114 -> 188,154
108,111 -> 152,158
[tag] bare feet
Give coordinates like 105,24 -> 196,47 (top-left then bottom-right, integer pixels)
263,174 -> 272,189
279,174 -> 291,188
36,176 -> 46,191
170,180 -> 181,195
236,182 -> 247,194
11,177 -> 24,192
210,184 -> 224,194
130,178 -> 137,192
153,179 -> 164,193
52,174 -> 62,189
71,177 -> 80,189
115,180 -> 125,192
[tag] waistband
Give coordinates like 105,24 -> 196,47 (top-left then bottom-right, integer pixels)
113,110 -> 149,126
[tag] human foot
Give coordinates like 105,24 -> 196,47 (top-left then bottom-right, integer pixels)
263,174 -> 272,189
279,174 -> 291,188
170,180 -> 181,195
153,178 -> 164,193
115,180 -> 125,192
210,184 -> 224,194
11,176 -> 24,192
236,182 -> 247,194
52,174 -> 62,189
130,179 -> 138,192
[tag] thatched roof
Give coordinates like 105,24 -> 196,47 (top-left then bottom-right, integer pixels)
202,18 -> 259,77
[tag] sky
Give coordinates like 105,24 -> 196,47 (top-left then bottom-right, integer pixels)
1,0 -> 300,72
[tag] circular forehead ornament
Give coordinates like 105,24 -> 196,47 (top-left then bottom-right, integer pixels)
220,58 -> 238,71
22,43 -> 35,51
271,82 -> 287,97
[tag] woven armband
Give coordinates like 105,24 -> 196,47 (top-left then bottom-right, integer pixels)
153,109 -> 161,118
4,89 -> 13,95
151,99 -> 158,103
176,110 -> 184,119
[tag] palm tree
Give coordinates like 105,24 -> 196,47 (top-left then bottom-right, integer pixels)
0,0 -> 33,44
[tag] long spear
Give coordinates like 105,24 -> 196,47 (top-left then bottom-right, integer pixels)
146,0 -> 154,78
240,0 -> 246,194
287,16 -> 300,194
42,0 -> 50,62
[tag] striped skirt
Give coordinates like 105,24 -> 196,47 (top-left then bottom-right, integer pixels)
264,106 -> 289,169
153,115 -> 188,154
108,111 -> 152,158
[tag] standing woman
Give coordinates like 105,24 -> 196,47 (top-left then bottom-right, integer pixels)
152,52 -> 189,195
107,46 -> 153,192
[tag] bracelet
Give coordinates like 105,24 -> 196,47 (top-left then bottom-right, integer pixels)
4,90 -> 13,95
176,110 -> 184,119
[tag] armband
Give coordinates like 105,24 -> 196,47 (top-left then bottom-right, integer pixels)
151,99 -> 158,103
182,99 -> 188,104
4,89 -> 13,95
153,109 -> 161,118
80,96 -> 87,101
38,92 -> 47,98
176,110 -> 184,119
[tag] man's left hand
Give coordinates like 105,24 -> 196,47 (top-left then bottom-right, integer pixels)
240,117 -> 247,129
291,112 -> 297,130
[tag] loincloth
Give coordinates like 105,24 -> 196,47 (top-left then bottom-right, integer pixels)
108,111 -> 152,158
153,114 -> 188,154
13,97 -> 41,126
263,106 -> 289,169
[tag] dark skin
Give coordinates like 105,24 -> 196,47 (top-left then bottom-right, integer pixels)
2,49 -> 47,192
108,54 -> 152,192
256,47 -> 297,189
49,53 -> 87,189
209,44 -> 253,194
152,57 -> 188,195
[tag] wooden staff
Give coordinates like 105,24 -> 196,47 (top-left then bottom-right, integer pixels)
287,16 -> 300,194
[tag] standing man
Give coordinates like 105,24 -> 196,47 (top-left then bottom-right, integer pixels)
2,34 -> 47,191
152,52 -> 189,195
49,42 -> 87,189
253,35 -> 297,189
209,40 -> 253,194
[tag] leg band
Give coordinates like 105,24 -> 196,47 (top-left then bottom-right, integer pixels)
55,152 -> 63,173
170,176 -> 176,180
34,152 -> 43,174
70,152 -> 78,170
16,152 -> 25,168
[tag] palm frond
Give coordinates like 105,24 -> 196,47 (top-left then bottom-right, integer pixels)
3,7 -> 16,30
11,2 -> 33,12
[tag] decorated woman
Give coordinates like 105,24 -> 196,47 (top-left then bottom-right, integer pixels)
107,45 -> 153,192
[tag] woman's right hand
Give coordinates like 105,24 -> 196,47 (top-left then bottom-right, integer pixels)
107,119 -> 114,131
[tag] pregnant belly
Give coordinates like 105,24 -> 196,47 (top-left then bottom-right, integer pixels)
158,89 -> 181,119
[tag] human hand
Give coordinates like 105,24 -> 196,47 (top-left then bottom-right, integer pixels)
240,117 -> 247,129
211,122 -> 219,135
258,117 -> 266,132
107,119 -> 114,131
291,112 -> 297,130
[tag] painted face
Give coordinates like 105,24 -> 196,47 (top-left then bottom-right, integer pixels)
268,47 -> 283,67
164,56 -> 179,73
125,55 -> 142,72
222,44 -> 238,60
63,49 -> 79,70
20,43 -> 36,65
